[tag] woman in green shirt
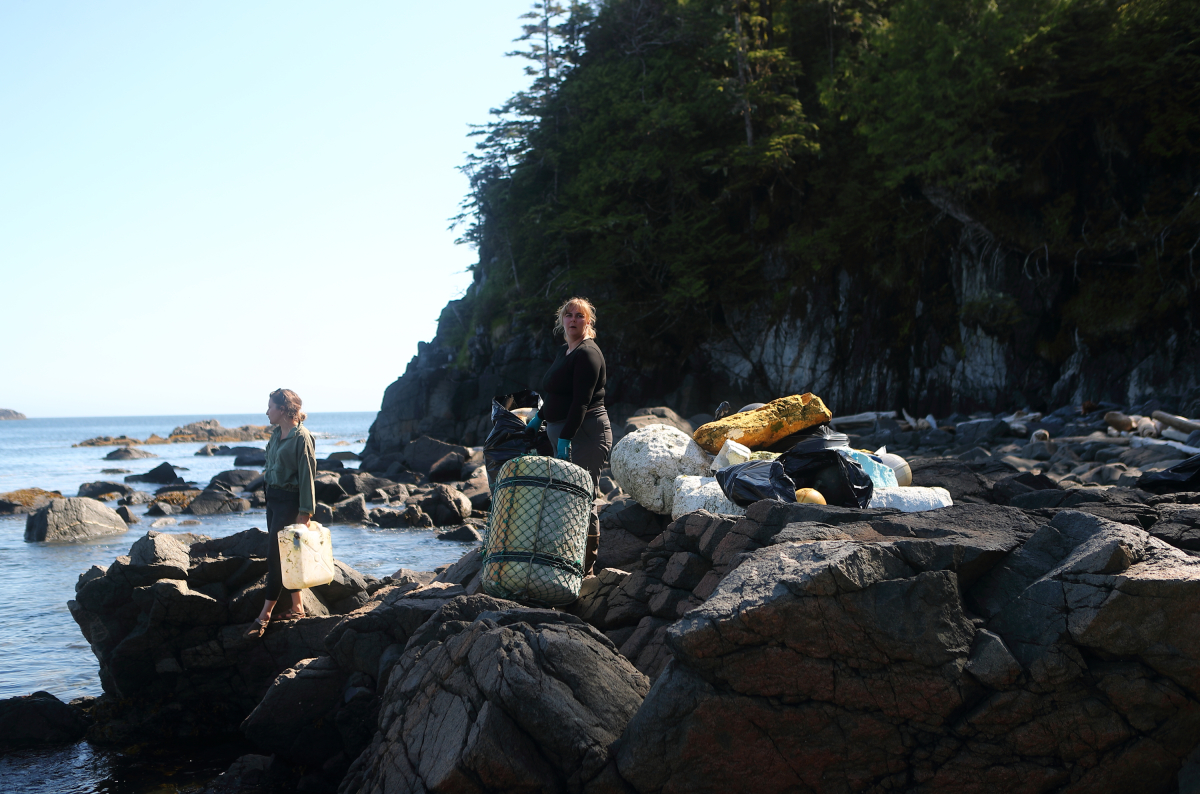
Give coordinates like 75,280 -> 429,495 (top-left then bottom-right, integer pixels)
247,388 -> 318,637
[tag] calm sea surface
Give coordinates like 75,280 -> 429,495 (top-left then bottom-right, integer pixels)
0,413 -> 474,792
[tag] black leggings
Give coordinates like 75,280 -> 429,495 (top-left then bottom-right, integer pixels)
546,407 -> 612,574
265,487 -> 300,602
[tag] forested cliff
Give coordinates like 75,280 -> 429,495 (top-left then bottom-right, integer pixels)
366,0 -> 1200,455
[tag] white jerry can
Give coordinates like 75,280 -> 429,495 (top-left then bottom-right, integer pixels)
278,521 -> 336,589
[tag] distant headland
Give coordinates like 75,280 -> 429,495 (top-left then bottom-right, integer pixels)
0,409 -> 27,420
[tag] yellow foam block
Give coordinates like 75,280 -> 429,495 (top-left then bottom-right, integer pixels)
693,393 -> 833,454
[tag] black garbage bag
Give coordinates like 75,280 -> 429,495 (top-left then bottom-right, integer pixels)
484,390 -> 547,487
715,460 -> 798,507
1137,453 -> 1200,494
777,442 -> 873,509
766,423 -> 849,453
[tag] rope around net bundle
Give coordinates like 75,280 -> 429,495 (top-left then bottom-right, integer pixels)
482,454 -> 592,606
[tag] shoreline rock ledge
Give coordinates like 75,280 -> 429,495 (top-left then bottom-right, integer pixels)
66,495 -> 1200,793
67,529 -> 382,742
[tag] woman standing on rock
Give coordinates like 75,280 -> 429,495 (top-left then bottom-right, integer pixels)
527,297 -> 611,573
247,388 -> 317,637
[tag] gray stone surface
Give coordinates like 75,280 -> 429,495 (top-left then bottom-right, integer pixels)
25,497 -> 128,542
338,595 -> 649,794
331,494 -> 369,524
66,528 -> 372,742
186,484 -> 250,516
610,510 -> 1200,794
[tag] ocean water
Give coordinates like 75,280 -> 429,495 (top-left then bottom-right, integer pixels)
0,413 -> 476,792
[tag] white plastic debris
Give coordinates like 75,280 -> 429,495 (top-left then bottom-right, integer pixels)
1130,436 -> 1200,456
1162,426 -> 1192,443
610,424 -> 709,515
840,449 -> 898,488
671,476 -> 744,520
868,486 -> 952,512
711,439 -> 752,471
873,447 -> 913,487
681,439 -> 715,476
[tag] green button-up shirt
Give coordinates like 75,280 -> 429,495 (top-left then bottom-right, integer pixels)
264,423 -> 317,515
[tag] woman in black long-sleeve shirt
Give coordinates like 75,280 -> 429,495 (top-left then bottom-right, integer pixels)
531,296 -> 612,573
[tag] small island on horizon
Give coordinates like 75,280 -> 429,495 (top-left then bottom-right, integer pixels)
0,409 -> 27,420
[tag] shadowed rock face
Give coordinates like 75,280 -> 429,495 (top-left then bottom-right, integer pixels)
66,529 -> 377,742
612,510 -> 1200,794
0,691 -> 89,750
62,477 -> 1200,792
339,595 -> 650,794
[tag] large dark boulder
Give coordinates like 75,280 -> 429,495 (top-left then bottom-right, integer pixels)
186,484 -> 250,516
612,511 -> 1200,794
209,470 -> 261,489
0,692 -> 89,750
233,450 -> 267,467
77,481 -> 134,499
337,472 -> 395,499
427,451 -> 464,482
314,473 -> 349,504
417,483 -> 472,527
331,494 -> 369,524
597,496 -> 672,570
25,497 -> 128,542
1148,504 -> 1200,551
105,446 -> 155,460
67,529 -> 372,742
125,462 -> 184,485
339,595 -> 650,794
241,656 -> 350,763
402,436 -> 470,476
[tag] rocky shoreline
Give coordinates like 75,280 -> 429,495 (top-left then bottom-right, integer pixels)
74,419 -> 272,448
6,403 -> 1200,791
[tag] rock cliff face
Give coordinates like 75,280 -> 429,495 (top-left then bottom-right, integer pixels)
363,234 -> 1200,453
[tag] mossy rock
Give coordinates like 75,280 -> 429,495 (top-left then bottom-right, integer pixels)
0,488 -> 63,510
155,490 -> 202,508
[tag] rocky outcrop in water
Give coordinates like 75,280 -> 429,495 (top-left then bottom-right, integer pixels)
0,691 -> 89,750
67,529 -> 378,742
25,497 -> 128,542
105,446 -> 156,460
0,487 -> 62,515
75,420 -> 271,448
0,408 -> 26,420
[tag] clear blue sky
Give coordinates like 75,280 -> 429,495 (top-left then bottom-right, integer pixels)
1,1 -> 534,417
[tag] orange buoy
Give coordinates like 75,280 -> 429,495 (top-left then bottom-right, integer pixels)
795,488 -> 826,504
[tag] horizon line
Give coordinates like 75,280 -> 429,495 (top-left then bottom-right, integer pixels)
0,410 -> 379,421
